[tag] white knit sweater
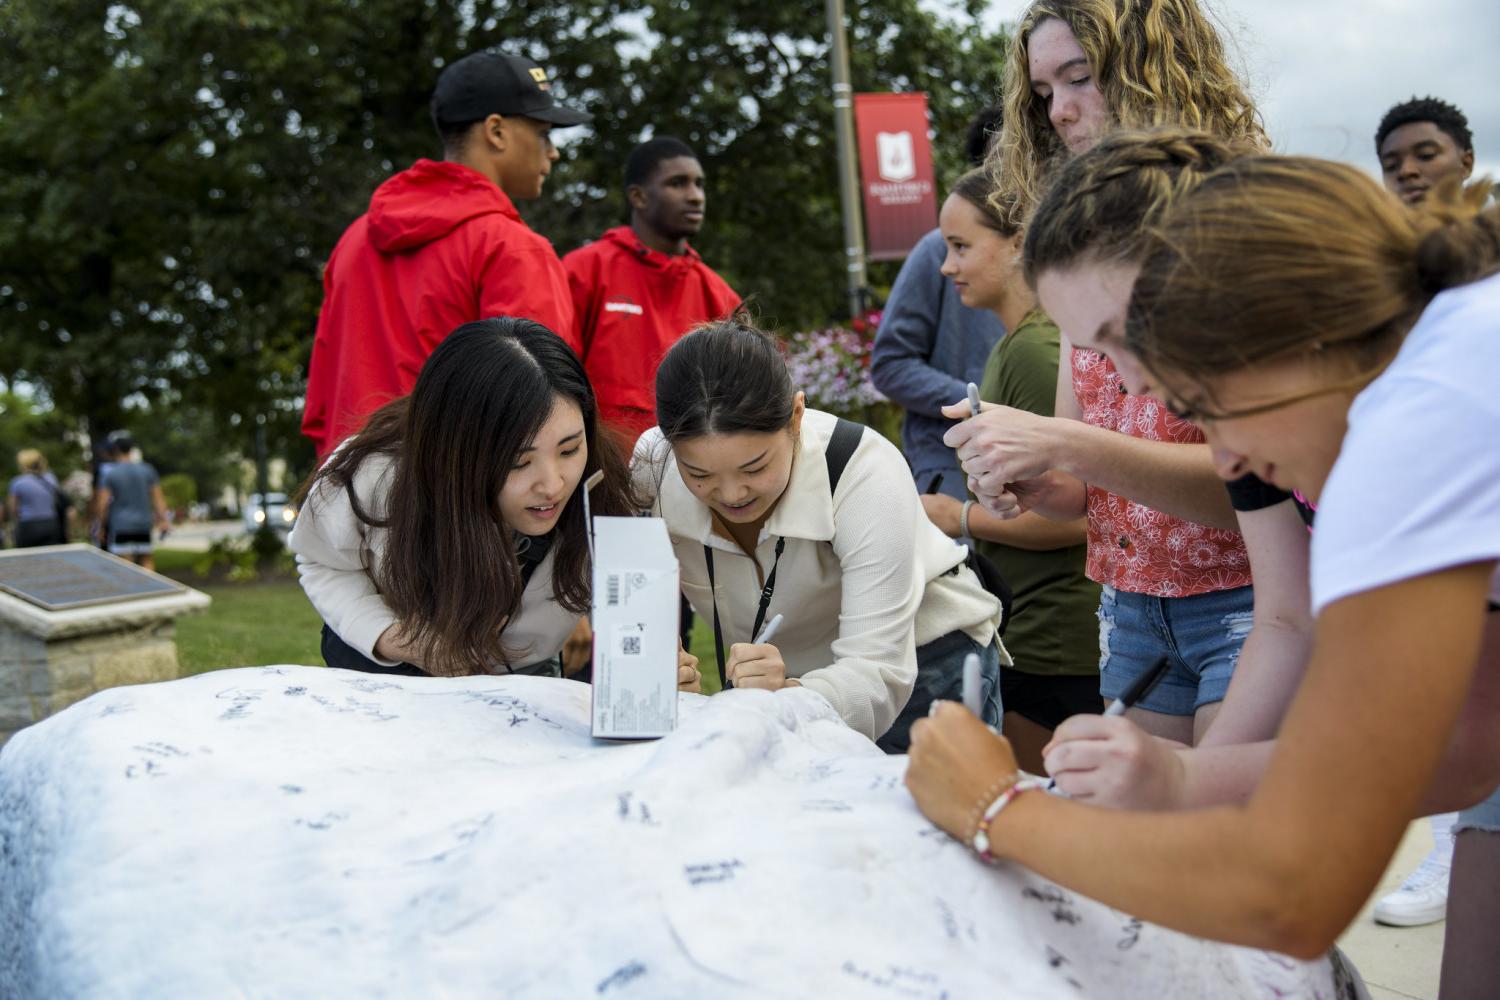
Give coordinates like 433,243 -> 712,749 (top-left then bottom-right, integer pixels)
288,453 -> 579,670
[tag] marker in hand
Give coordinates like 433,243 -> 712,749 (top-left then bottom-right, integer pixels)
961,651 -> 982,718
966,382 -> 983,419
754,613 -> 784,646
1105,655 -> 1172,717
1047,656 -> 1171,792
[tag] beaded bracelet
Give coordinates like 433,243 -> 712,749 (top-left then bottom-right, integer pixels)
971,777 -> 1045,864
963,774 -> 1017,844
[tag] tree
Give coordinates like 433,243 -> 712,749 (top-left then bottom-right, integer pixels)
0,0 -> 1007,452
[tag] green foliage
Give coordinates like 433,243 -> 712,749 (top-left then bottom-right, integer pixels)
0,0 -> 1008,447
190,533 -> 294,581
0,391 -> 84,479
159,472 -> 197,509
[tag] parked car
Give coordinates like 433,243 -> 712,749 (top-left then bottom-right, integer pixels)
243,492 -> 297,534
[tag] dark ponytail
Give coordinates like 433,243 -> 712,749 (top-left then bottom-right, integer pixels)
655,315 -> 796,443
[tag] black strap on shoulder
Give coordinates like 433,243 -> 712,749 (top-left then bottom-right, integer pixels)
824,418 -> 865,498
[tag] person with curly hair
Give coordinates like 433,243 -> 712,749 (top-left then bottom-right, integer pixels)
990,0 -> 1265,229
1367,94 -> 1480,934
1377,95 -> 1475,207
946,1 -> 1274,749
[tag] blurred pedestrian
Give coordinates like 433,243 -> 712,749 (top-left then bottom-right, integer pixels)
97,433 -> 169,571
7,449 -> 71,548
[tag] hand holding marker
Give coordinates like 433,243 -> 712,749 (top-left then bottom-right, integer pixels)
1046,656 -> 1171,792
1104,656 -> 1171,718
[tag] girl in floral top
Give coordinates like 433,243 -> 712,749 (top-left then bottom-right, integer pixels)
944,0 -> 1270,746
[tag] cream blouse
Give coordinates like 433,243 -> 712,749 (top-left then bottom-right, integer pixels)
635,409 -> 1001,739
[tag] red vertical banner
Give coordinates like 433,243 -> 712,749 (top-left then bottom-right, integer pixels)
853,92 -> 938,261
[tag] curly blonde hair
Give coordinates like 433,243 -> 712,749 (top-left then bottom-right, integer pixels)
992,0 -> 1267,229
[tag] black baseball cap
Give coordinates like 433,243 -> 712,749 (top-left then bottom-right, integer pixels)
432,51 -> 593,128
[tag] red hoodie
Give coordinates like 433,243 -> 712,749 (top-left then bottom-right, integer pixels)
563,226 -> 740,441
302,159 -> 577,456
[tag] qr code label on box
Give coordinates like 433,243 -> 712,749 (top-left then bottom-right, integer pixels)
613,623 -> 646,658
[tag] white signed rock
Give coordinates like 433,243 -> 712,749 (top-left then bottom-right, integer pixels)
0,667 -> 1354,999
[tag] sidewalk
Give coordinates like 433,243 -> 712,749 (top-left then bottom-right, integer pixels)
158,520 -> 245,553
1339,822 -> 1445,999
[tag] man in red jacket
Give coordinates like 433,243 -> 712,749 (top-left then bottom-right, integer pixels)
302,51 -> 589,456
564,137 -> 741,443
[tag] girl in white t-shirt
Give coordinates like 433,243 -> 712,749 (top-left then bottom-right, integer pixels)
291,316 -> 699,687
905,157 -> 1500,980
636,319 -> 1004,748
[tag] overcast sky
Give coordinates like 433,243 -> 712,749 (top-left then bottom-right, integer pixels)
966,0 -> 1500,177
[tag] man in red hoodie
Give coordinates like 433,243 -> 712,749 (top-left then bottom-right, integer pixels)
302,51 -> 589,456
563,137 -> 741,443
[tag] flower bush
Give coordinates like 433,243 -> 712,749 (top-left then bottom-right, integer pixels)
778,313 -> 902,445
779,324 -> 886,413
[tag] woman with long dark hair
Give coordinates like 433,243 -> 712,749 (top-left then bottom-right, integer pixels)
291,316 -> 698,686
637,318 -> 1004,749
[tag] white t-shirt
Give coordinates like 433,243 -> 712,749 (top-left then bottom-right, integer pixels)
1311,270 -> 1500,614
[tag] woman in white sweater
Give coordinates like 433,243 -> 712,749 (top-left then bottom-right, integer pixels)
636,319 -> 1005,748
290,317 -> 696,685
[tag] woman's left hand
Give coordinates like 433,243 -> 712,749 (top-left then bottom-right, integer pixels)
678,641 -> 702,693
905,701 -> 1022,842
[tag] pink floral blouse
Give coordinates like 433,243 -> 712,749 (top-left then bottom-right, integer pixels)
1072,349 -> 1252,597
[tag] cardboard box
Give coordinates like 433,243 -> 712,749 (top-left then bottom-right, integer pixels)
590,516 -> 680,739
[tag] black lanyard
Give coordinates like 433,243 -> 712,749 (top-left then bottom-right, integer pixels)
702,535 -> 785,690
514,532 -> 552,590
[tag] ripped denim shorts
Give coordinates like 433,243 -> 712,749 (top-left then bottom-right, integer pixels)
1097,583 -> 1255,716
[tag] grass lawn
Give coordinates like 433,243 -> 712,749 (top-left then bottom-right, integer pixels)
157,547 -> 724,689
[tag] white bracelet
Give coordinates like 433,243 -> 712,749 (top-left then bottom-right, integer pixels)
971,777 -> 1044,863
959,499 -> 975,540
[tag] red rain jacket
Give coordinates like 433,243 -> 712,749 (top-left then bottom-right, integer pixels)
563,226 -> 740,441
302,159 -> 577,456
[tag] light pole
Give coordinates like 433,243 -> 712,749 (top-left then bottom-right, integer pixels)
826,0 -> 868,320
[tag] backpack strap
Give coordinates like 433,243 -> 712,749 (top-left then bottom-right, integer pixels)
824,419 -> 865,498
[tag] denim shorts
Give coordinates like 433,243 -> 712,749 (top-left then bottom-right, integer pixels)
1097,583 -> 1254,716
877,629 -> 1002,753
1456,780 -> 1500,834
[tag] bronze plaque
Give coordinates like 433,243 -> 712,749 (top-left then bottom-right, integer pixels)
0,546 -> 185,612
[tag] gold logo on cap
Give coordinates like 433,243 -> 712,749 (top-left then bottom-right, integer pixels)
528,67 -> 550,90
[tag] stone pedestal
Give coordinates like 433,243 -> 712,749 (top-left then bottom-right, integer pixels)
0,565 -> 209,744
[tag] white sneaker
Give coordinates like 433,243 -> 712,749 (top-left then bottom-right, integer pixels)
1373,853 -> 1450,927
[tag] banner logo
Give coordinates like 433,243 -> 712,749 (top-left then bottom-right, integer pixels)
876,131 -> 916,182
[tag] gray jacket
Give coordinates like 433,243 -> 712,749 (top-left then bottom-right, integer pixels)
870,228 -> 1005,499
